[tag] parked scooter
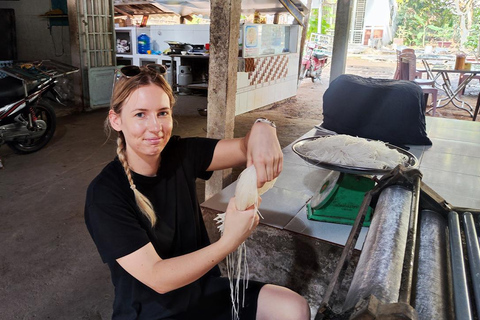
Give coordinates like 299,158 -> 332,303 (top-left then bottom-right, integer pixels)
0,60 -> 78,168
299,42 -> 329,82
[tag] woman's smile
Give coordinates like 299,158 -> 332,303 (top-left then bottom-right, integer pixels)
144,136 -> 163,144
109,83 -> 173,170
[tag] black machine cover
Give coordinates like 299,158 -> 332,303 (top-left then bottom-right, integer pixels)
322,74 -> 432,146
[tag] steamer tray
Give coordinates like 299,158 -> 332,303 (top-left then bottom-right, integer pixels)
292,136 -> 418,175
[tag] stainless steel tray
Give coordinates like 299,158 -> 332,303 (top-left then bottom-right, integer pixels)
292,136 -> 418,175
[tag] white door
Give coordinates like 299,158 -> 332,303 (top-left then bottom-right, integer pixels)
77,0 -> 116,109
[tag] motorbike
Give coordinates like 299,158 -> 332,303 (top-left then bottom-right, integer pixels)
0,60 -> 78,167
299,42 -> 329,82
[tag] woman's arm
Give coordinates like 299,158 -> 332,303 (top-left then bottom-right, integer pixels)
207,120 -> 283,187
116,198 -> 259,294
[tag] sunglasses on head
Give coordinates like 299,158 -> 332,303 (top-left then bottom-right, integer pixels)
114,64 -> 167,82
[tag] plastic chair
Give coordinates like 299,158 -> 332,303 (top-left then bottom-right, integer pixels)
394,48 -> 425,80
457,73 -> 480,95
474,92 -> 480,121
399,53 -> 439,116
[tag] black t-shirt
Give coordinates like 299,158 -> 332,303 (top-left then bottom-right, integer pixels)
85,136 -> 220,319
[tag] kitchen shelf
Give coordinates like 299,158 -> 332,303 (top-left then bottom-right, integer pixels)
40,14 -> 68,18
177,83 -> 208,90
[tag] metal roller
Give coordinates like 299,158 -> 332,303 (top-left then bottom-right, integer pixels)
343,185 -> 412,312
414,210 -> 452,320
449,211 -> 473,320
399,175 -> 421,305
463,212 -> 480,316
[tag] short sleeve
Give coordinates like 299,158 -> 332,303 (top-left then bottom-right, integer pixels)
85,183 -> 150,264
171,137 -> 219,180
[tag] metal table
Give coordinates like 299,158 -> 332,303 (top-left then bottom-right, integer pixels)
422,59 -> 480,117
0,60 -> 78,83
0,60 -> 79,97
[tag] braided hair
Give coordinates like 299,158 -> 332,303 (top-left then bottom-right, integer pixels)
105,67 -> 175,227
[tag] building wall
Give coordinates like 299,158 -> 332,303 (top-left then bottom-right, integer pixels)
363,0 -> 396,45
149,24 -> 210,53
0,0 -> 71,64
364,0 -> 390,26
236,53 -> 299,115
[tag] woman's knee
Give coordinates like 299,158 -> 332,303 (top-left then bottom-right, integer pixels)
257,284 -> 310,320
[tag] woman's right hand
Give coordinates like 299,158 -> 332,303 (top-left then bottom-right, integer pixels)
220,197 -> 260,252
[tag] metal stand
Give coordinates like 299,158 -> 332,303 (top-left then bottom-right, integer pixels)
315,166 -> 423,319
315,163 -> 480,319
473,92 -> 480,121
436,72 -> 475,116
421,59 -> 476,117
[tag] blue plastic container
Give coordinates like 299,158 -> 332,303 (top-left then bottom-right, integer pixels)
137,33 -> 150,54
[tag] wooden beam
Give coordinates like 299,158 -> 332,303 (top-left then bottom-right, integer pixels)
298,0 -> 312,81
67,0 -> 84,112
114,6 -> 134,18
329,0 -> 353,83
205,0 -> 242,200
278,0 -> 305,26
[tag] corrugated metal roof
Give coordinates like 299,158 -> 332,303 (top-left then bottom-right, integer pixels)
114,3 -> 171,16
114,0 -> 307,18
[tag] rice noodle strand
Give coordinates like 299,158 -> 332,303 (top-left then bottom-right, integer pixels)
297,135 -> 408,169
214,166 -> 276,320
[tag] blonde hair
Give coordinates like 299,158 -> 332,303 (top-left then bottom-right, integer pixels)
106,67 -> 175,227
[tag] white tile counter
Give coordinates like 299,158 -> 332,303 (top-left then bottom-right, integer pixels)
200,116 -> 480,314
420,117 -> 480,209
201,116 -> 480,249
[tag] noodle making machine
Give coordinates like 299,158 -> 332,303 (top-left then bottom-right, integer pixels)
312,165 -> 480,320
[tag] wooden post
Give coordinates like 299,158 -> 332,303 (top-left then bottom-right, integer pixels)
67,0 -> 84,111
205,0 -> 242,200
298,0 -> 312,81
329,0 -> 353,83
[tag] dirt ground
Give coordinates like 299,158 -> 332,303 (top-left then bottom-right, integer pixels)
0,53 -> 479,320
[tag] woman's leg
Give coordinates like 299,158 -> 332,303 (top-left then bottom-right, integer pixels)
179,277 -> 265,320
256,284 -> 311,320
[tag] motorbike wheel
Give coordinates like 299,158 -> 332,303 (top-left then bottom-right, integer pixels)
6,102 -> 57,154
299,65 -> 307,80
313,69 -> 323,83
310,65 -> 318,83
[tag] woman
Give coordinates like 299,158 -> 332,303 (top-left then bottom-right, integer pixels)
85,65 -> 310,320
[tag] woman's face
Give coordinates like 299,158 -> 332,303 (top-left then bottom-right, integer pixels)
109,83 -> 173,160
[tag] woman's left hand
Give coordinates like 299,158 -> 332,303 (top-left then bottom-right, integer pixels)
246,121 -> 283,188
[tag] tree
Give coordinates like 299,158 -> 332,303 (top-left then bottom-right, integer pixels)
396,0 -> 456,46
450,0 -> 478,50
465,6 -> 480,55
395,0 -> 480,51
306,5 -> 334,42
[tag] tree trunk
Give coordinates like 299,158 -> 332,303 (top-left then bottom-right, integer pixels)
205,0 -> 241,200
453,0 -> 474,50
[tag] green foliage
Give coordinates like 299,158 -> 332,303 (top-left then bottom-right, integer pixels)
307,8 -> 319,39
306,6 -> 334,41
427,25 -> 454,41
395,0 -> 457,46
321,6 -> 334,35
465,7 -> 480,52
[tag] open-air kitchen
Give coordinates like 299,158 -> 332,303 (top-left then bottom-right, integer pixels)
110,3 -> 480,320
115,22 -> 301,115
1,0 -> 479,319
